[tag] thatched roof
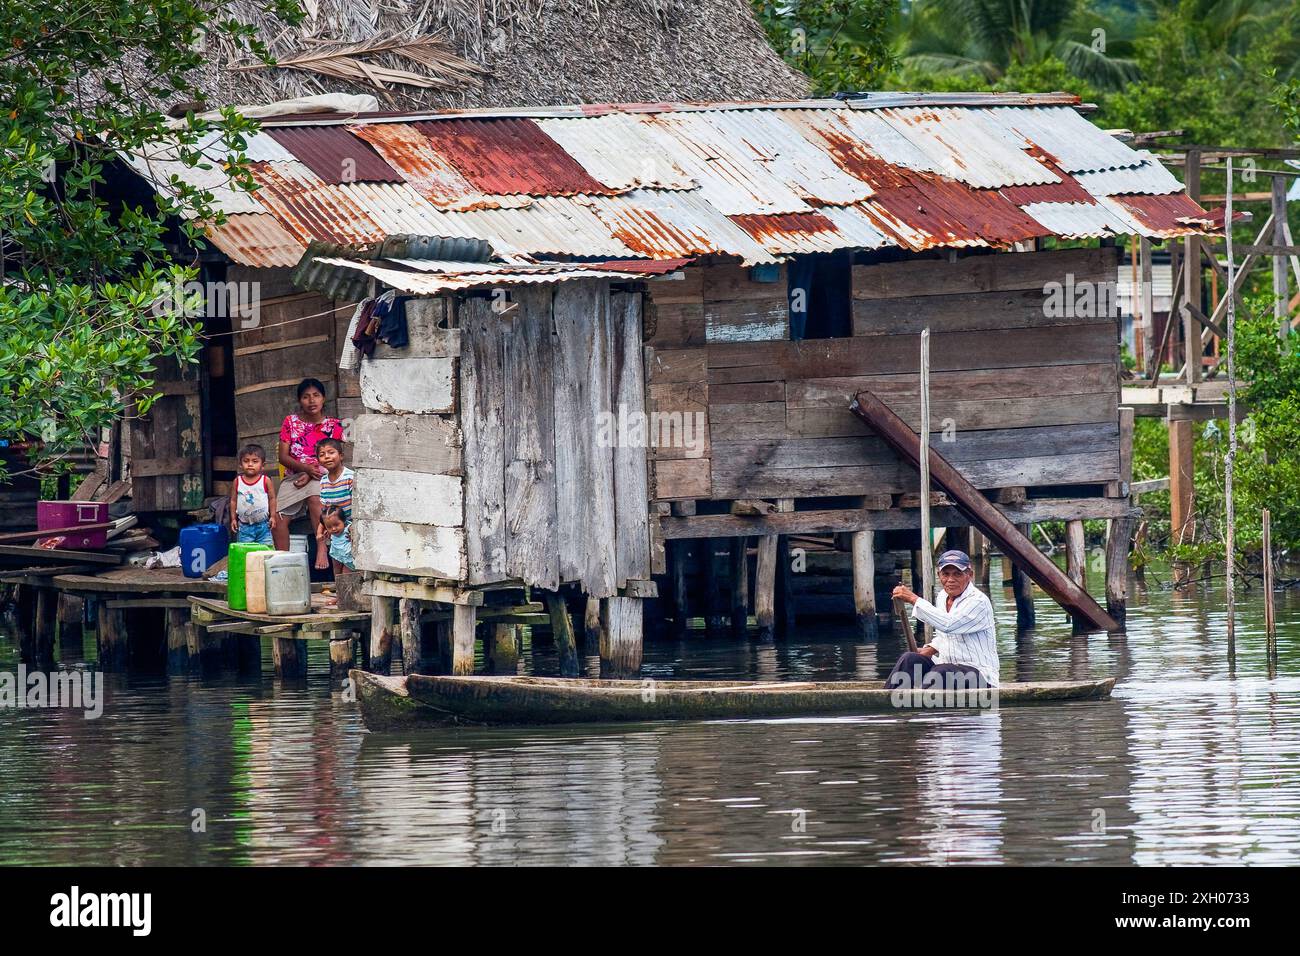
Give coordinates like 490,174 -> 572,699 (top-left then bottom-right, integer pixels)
197,0 -> 810,111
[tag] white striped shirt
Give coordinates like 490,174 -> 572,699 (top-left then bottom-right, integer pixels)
912,582 -> 1000,687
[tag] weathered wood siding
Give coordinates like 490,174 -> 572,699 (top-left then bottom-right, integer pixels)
459,281 -> 651,597
128,355 -> 204,511
351,298 -> 467,581
646,248 -> 1121,501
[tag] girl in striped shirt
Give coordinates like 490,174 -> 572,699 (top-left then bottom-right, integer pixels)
314,438 -> 353,571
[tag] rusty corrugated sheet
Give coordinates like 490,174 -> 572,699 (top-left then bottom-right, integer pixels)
205,213 -> 304,267
1105,192 -> 1216,236
127,96 -> 1213,269
413,118 -> 613,196
264,126 -> 403,184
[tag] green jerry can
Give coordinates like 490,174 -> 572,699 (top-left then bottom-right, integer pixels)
227,542 -> 273,611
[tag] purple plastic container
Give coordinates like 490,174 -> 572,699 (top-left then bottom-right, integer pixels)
37,500 -> 109,549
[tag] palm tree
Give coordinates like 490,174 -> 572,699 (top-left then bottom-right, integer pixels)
898,0 -> 1140,89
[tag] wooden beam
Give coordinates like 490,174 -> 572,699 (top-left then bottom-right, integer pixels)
849,390 -> 1119,631
661,497 -> 1133,539
545,591 -> 579,678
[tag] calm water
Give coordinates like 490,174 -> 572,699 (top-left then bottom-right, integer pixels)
1,560 -> 1297,866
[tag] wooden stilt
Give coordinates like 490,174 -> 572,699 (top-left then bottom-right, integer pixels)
774,535 -> 795,639
434,619 -> 452,674
1012,523 -> 1036,630
32,588 -> 56,668
451,604 -> 477,675
15,585 -> 36,662
96,602 -> 128,672
729,536 -> 749,638
57,593 -> 84,657
668,539 -> 690,638
969,529 -> 990,591
1065,519 -> 1089,632
369,594 -> 395,673
754,533 -> 777,642
486,623 -> 520,674
600,596 -> 643,678
701,539 -> 725,631
851,529 -> 878,641
546,591 -> 579,677
399,598 -> 423,676
583,595 -> 602,647
236,634 -> 262,674
1105,515 -> 1135,630
272,635 -> 307,680
1263,509 -> 1277,662
1169,416 -> 1195,565
165,608 -> 190,675
329,632 -> 355,678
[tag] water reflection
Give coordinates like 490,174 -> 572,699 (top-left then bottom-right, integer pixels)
0,560 -> 1297,865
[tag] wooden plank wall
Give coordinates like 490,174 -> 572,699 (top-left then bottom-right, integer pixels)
457,281 -> 650,597
128,355 -> 204,511
646,248 -> 1121,501
351,298 -> 466,579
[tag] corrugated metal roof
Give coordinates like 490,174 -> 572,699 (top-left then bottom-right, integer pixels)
123,95 -> 1211,269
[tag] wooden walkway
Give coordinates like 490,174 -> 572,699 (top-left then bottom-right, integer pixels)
188,595 -> 371,678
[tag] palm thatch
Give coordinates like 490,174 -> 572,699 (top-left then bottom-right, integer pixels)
195,0 -> 810,110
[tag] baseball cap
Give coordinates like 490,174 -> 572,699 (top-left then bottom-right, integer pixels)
937,549 -> 972,571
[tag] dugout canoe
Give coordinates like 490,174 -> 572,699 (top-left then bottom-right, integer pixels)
351,671 -> 1116,730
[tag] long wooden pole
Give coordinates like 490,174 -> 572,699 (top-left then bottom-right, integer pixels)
918,328 -> 933,643
1225,157 -> 1238,666
850,390 -> 1119,631
1262,508 -> 1276,664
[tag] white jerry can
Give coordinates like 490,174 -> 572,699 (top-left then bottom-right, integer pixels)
264,551 -> 312,616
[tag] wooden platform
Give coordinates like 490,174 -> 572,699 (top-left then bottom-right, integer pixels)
189,594 -> 371,680
53,566 -> 226,596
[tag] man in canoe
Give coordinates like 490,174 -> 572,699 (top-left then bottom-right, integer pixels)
885,549 -> 1000,690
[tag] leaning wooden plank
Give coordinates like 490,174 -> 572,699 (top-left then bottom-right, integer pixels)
459,297 -> 509,584
351,414 -> 462,476
352,468 -> 463,528
849,389 -> 1118,630
360,357 -> 454,414
352,518 -> 466,580
502,286 -> 560,590
611,291 -> 651,586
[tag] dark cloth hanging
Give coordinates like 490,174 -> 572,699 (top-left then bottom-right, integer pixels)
349,297 -> 380,356
377,296 -> 412,349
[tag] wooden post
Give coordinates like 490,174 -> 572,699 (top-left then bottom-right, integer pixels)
399,598 -> 423,676
369,594 -> 395,673
701,539 -> 725,631
1105,515 -> 1134,630
1169,415 -> 1195,567
96,602 -> 128,672
57,593 -> 84,657
729,536 -> 749,637
1263,509 -> 1277,660
546,591 -> 579,678
15,585 -> 36,662
583,594 -> 603,647
1273,174 -> 1289,336
668,539 -> 690,638
1183,149 -> 1202,383
600,596 -> 642,678
1012,523 -> 1036,630
451,604 -> 477,675
851,528 -> 877,641
754,533 -> 778,642
165,608 -> 190,675
918,328 -> 933,643
969,529 -> 990,591
1140,237 -> 1156,372
32,588 -> 56,668
1066,520 -> 1088,632
272,634 -> 307,680
486,623 -> 520,674
774,499 -> 796,639
329,632 -> 355,679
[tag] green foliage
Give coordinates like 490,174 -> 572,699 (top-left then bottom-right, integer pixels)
754,0 -> 899,93
0,0 -> 301,481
